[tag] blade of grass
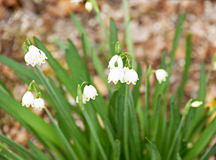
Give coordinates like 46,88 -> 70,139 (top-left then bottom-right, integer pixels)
27,141 -> 52,160
199,143 -> 216,160
70,14 -> 112,93
132,63 -> 142,108
122,0 -> 135,68
163,13 -> 186,107
0,134 -> 37,160
90,0 -> 109,49
146,137 -> 162,160
174,33 -> 192,107
128,89 -> 141,159
110,18 -> 118,56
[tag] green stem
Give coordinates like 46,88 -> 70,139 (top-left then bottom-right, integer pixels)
77,85 -> 108,160
166,99 -> 192,160
34,66 -> 79,159
123,0 -> 135,68
206,52 -> 216,83
90,0 -> 109,50
123,85 -> 130,160
44,108 -> 78,160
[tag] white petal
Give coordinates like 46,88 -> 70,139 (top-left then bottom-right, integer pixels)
155,69 -> 168,84
85,2 -> 93,12
191,101 -> 203,108
108,67 -> 122,84
33,98 -> 45,110
108,55 -> 123,69
83,85 -> 98,100
22,91 -> 34,107
124,69 -> 139,85
24,52 -> 32,65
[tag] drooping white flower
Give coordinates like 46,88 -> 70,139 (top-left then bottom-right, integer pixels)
124,68 -> 139,85
33,98 -> 45,110
191,101 -> 203,108
76,95 -> 87,104
85,2 -> 93,12
155,69 -> 168,84
22,91 -> 34,107
83,85 -> 98,101
108,67 -> 125,84
108,55 -> 123,70
25,45 -> 47,67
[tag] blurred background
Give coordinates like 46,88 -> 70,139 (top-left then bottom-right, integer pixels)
1,0 -> 216,153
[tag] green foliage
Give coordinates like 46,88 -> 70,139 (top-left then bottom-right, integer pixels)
0,2 -> 215,160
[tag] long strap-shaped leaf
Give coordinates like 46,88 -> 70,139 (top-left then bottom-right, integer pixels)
0,134 -> 37,160
183,117 -> 216,160
70,14 -> 112,94
0,86 -> 61,148
34,66 -> 88,152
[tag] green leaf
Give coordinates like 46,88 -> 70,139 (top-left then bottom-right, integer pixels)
0,86 -> 62,148
112,140 -> 121,160
0,55 -> 40,83
66,39 -> 87,84
132,63 -> 142,108
174,33 -> 192,107
122,0 -> 135,68
110,18 -> 118,56
0,134 -> 36,160
27,141 -> 51,160
183,118 -> 216,160
44,108 -> 79,160
146,137 -> 161,160
199,143 -> 216,160
33,37 -> 76,98
70,14 -> 112,94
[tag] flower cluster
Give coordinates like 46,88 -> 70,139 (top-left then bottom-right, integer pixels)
76,85 -> 98,104
108,55 -> 139,85
25,45 -> 48,67
22,80 -> 45,110
22,91 -> 45,110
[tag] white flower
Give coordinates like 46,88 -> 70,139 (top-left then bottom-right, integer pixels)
108,55 -> 123,70
33,98 -> 45,110
191,101 -> 203,108
22,91 -> 34,107
25,45 -> 47,67
83,85 -> 98,101
124,68 -> 139,85
108,67 -> 125,84
70,0 -> 82,4
155,69 -> 168,84
213,62 -> 216,70
85,2 -> 93,12
76,95 -> 87,104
